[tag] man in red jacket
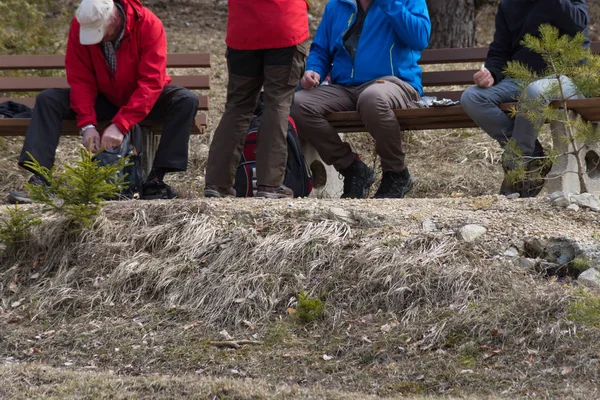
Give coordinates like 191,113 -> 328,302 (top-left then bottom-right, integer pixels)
9,0 -> 198,203
203,0 -> 309,199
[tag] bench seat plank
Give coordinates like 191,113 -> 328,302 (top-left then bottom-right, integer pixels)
0,95 -> 209,111
0,113 -> 207,136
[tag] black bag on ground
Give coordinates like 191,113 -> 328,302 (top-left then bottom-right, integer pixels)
93,125 -> 143,199
234,95 -> 312,197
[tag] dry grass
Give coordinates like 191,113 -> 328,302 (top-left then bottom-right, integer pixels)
2,199 -> 600,397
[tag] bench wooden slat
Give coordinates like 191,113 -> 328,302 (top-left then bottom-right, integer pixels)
0,75 -> 210,92
0,113 -> 207,136
419,42 -> 600,65
0,94 -> 209,111
422,70 -> 478,86
0,53 -> 210,70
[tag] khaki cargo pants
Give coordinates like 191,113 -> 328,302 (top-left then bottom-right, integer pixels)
205,41 -> 309,188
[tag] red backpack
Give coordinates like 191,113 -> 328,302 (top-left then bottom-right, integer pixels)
234,114 -> 312,197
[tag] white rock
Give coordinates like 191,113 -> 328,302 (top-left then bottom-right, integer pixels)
578,268 -> 600,288
566,204 -> 580,212
505,193 -> 520,200
570,194 -> 600,212
458,224 -> 487,242
422,220 -> 437,232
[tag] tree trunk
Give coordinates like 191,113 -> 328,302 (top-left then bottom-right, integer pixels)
428,0 -> 476,48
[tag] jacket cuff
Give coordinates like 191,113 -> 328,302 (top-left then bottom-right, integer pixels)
112,117 -> 129,135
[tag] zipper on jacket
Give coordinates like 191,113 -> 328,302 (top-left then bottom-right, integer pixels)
389,43 -> 395,77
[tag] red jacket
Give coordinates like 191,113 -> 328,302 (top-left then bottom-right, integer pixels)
226,0 -> 309,50
65,0 -> 170,134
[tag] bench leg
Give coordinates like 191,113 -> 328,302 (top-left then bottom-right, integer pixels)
141,126 -> 159,179
301,135 -> 344,198
547,113 -> 600,194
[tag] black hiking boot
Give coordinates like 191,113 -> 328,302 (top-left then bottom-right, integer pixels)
374,169 -> 413,199
340,159 -> 376,199
519,157 -> 553,198
141,179 -> 178,200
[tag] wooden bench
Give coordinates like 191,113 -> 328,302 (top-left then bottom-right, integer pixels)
0,53 -> 210,173
316,41 -> 600,195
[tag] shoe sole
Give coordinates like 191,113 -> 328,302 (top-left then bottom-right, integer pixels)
255,191 -> 293,199
7,192 -> 35,204
204,188 -> 235,198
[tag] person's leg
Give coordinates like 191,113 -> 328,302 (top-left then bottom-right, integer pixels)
18,88 -> 73,170
204,48 -> 264,196
254,43 -> 306,197
18,89 -> 119,170
460,79 -> 522,144
354,77 -> 420,198
145,85 -> 199,178
290,84 -> 357,170
513,75 -> 582,156
356,76 -> 419,173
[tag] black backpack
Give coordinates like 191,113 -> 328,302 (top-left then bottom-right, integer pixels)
234,108 -> 312,198
94,125 -> 143,199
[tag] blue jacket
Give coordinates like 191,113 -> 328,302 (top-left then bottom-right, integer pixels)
306,0 -> 430,95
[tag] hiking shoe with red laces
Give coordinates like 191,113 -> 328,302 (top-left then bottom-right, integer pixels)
204,185 -> 236,198
256,185 -> 294,199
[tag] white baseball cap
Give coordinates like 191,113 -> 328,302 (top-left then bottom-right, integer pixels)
75,0 -> 114,45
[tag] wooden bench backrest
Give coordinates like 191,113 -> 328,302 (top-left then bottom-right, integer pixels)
0,53 -> 211,110
419,41 -> 600,101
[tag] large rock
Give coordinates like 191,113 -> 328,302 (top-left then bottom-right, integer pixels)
570,193 -> 600,212
457,224 -> 487,242
577,268 -> 600,288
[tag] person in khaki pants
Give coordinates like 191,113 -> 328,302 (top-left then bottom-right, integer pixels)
204,0 -> 309,199
291,0 -> 431,199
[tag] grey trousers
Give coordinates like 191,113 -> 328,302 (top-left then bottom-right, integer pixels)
461,76 -> 582,156
290,76 -> 420,172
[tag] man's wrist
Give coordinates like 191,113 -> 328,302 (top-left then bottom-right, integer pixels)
80,124 -> 96,136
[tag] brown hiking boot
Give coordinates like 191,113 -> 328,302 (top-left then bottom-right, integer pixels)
255,185 -> 294,199
204,185 -> 236,198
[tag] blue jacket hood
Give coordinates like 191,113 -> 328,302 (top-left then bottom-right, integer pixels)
307,0 -> 431,94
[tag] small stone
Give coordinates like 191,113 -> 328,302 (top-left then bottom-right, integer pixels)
571,194 -> 600,212
516,257 -> 538,270
457,224 -> 487,242
577,268 -> 600,288
505,193 -> 520,199
503,246 -> 519,257
566,204 -> 580,212
422,220 -> 437,232
328,207 -> 354,224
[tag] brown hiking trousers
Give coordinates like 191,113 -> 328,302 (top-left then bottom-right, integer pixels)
205,41 -> 308,188
290,76 -> 420,172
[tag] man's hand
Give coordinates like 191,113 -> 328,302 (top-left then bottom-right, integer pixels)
81,127 -> 101,152
100,124 -> 124,149
474,66 -> 494,88
301,70 -> 321,90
